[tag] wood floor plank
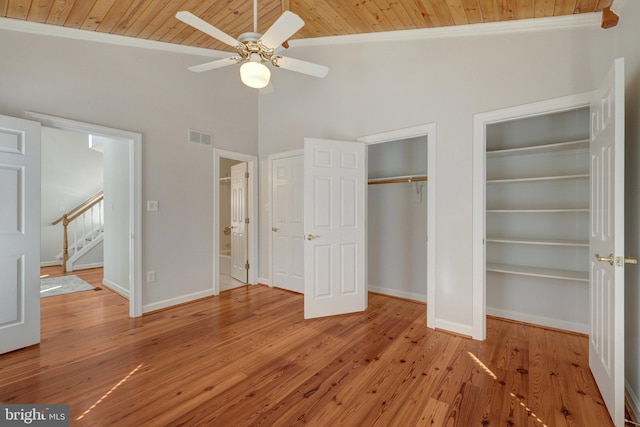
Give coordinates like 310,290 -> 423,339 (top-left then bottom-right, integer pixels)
0,268 -> 614,426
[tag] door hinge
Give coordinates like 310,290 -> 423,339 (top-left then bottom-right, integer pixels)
245,172 -> 249,178
245,262 -> 250,270
245,217 -> 250,224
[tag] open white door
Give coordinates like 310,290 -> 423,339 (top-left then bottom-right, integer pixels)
272,154 -> 305,293
303,138 -> 367,319
0,114 -> 41,354
230,162 -> 248,283
590,57 -> 626,427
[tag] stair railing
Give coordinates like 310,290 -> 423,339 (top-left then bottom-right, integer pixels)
52,191 -> 104,272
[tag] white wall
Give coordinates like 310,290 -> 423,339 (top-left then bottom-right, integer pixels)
617,0 -> 640,418
258,25 -> 615,333
0,28 -> 258,310
102,135 -> 130,297
40,127 -> 103,264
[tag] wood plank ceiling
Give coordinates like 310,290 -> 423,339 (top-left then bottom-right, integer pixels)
0,0 -> 613,52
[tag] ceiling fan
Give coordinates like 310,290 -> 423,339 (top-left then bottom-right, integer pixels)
175,1 -> 329,89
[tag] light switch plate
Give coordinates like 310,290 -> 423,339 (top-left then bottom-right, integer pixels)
147,200 -> 159,211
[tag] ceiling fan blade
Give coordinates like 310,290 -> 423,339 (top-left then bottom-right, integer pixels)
275,56 -> 329,78
188,57 -> 238,73
259,11 -> 304,50
176,11 -> 239,48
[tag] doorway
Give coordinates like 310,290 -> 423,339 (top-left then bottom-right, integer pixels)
213,149 -> 258,295
218,157 -> 249,291
27,112 -> 142,317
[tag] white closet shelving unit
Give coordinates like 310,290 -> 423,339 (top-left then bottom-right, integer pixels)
485,108 -> 590,333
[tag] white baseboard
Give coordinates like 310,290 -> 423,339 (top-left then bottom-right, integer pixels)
103,278 -> 129,299
40,260 -> 61,267
368,285 -> 427,303
258,277 -> 271,286
627,379 -> 640,422
434,318 -> 474,337
72,262 -> 104,271
142,289 -> 214,314
487,307 -> 589,334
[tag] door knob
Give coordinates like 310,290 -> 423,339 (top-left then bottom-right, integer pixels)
595,253 -> 614,266
616,256 -> 638,266
306,234 -> 320,240
272,227 -> 279,232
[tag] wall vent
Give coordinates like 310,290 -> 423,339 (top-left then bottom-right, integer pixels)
188,129 -> 212,146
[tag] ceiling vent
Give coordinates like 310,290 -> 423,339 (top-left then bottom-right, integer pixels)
188,128 -> 212,146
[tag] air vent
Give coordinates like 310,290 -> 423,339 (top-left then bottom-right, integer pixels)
188,129 -> 212,146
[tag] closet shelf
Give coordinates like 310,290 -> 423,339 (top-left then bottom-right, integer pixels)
368,174 -> 427,185
486,174 -> 589,184
486,208 -> 589,213
486,237 -> 588,247
486,139 -> 589,158
486,263 -> 589,282
220,177 -> 231,183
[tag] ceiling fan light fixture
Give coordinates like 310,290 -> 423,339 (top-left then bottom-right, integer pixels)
240,61 -> 271,89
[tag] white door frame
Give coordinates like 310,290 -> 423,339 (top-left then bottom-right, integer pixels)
471,92 -> 593,340
26,112 -> 143,317
357,123 -> 437,330
267,149 -> 304,287
213,148 -> 258,294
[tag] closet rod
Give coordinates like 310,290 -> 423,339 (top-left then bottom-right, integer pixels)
368,175 -> 428,185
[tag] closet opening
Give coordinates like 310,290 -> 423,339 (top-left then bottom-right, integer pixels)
367,136 -> 428,303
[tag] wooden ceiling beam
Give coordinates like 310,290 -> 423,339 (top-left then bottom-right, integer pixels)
601,5 -> 619,28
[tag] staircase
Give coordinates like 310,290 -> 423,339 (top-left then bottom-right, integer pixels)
52,192 -> 104,272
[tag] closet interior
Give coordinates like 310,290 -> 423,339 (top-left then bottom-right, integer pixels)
367,136 -> 428,302
485,107 -> 590,333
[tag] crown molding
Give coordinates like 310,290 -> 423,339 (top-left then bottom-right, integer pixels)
0,12 -> 603,55
0,17 -> 230,58
289,13 -> 602,48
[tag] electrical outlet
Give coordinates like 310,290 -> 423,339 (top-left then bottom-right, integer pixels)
147,200 -> 159,211
147,271 -> 156,283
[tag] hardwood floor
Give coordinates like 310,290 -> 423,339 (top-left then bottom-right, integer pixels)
1,269 -> 615,426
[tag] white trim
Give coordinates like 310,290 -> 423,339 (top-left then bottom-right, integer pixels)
2,13 -> 601,55
26,111 -> 143,318
434,319 -> 474,337
357,123 -> 437,331
103,278 -> 130,299
143,289 -> 214,313
471,92 -> 594,340
368,285 -> 427,303
626,379 -> 640,422
0,17 -> 231,58
258,277 -> 271,286
487,307 -> 589,334
213,149 -> 259,296
70,262 -> 104,271
289,14 -> 601,48
267,149 -> 304,289
40,260 -> 62,267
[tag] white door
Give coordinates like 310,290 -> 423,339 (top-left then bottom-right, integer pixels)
230,162 -> 248,283
0,114 -> 41,354
589,57 -> 626,427
303,138 -> 367,319
272,155 -> 305,293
